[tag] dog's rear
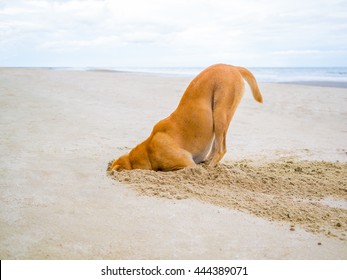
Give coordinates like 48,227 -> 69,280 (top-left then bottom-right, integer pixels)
207,65 -> 263,166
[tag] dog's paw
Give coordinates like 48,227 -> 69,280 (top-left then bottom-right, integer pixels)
107,160 -> 119,173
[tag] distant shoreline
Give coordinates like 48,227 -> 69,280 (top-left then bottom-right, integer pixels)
1,66 -> 347,89
279,81 -> 347,88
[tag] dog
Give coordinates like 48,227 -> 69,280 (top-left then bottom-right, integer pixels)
109,64 -> 263,172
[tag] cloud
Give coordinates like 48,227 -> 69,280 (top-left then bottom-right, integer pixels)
274,50 -> 323,56
0,0 -> 346,66
39,35 -> 122,51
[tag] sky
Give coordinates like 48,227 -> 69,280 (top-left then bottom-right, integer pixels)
0,0 -> 346,67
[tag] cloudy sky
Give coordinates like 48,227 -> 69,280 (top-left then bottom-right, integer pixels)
0,0 -> 346,67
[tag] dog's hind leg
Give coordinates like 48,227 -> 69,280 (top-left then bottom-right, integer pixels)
208,111 -> 227,166
208,87 -> 244,167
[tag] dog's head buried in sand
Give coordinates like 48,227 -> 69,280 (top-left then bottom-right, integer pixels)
109,64 -> 263,172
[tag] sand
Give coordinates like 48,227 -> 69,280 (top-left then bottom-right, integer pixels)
1,67 -> 347,259
109,159 -> 347,240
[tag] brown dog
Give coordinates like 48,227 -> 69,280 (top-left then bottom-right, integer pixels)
109,64 -> 263,172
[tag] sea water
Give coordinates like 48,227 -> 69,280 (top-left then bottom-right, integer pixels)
116,67 -> 347,83
53,66 -> 347,86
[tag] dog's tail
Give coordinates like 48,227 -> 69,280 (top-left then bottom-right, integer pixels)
236,66 -> 263,103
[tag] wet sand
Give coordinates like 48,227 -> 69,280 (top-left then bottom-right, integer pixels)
1,67 -> 346,259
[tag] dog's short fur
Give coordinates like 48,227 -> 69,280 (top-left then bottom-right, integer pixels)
110,64 -> 263,172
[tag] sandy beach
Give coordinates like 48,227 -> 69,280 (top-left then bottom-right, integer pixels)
1,67 -> 346,259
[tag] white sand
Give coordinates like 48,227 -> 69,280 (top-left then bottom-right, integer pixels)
0,68 -> 346,259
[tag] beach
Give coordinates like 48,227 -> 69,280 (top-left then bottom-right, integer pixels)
0,67 -> 346,259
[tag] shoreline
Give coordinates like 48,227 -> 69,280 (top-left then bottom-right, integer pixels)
280,81 -> 347,89
1,66 -> 347,88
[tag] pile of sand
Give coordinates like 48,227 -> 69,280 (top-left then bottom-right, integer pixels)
108,158 -> 347,240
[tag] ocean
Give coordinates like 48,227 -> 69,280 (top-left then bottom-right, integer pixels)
54,66 -> 347,88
